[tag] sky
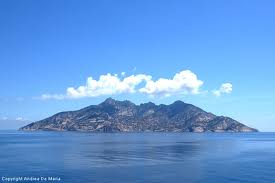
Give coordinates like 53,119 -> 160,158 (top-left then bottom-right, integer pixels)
0,0 -> 274,131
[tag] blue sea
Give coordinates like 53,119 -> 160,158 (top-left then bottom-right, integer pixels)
1,131 -> 275,183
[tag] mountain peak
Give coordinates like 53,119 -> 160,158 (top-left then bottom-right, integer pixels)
172,100 -> 185,105
102,97 -> 117,104
100,98 -> 135,106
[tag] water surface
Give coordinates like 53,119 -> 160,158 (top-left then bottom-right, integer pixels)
1,131 -> 275,183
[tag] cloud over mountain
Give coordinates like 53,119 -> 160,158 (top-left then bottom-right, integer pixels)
213,83 -> 233,96
39,70 -> 231,100
66,74 -> 152,98
139,70 -> 203,96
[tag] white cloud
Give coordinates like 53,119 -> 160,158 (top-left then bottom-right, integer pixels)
139,70 -> 203,96
213,83 -> 233,97
15,117 -> 24,121
40,73 -> 152,100
40,94 -> 66,100
1,117 -> 8,120
38,70 -> 231,100
67,73 -> 152,98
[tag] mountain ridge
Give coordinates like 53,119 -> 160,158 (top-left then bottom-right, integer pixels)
20,98 -> 258,132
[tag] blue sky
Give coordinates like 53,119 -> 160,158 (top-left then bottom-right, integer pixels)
0,0 -> 274,131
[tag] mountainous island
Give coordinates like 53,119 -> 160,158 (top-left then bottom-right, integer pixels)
20,98 -> 257,132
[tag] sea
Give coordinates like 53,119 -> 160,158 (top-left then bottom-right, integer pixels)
1,131 -> 275,183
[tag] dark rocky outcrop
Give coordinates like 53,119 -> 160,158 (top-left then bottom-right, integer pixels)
20,98 -> 258,132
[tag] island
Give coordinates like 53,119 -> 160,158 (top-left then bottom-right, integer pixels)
20,98 -> 258,132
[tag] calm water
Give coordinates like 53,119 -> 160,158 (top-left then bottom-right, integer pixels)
1,131 -> 275,183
